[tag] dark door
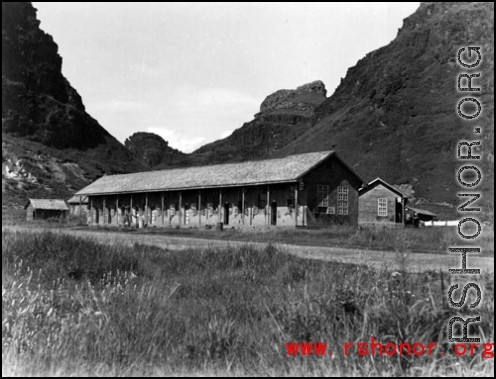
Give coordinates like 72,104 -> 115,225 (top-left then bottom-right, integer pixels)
271,202 -> 277,225
395,199 -> 403,223
224,203 -> 230,225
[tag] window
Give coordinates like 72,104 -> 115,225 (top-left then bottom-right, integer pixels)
337,186 -> 348,215
378,198 -> 388,216
286,185 -> 296,207
317,185 -> 329,207
258,189 -> 267,209
338,186 -> 348,195
318,206 -> 335,214
287,185 -> 295,199
338,201 -> 348,215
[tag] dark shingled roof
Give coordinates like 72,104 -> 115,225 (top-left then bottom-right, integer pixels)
76,151 -> 362,196
359,177 -> 405,198
25,199 -> 69,211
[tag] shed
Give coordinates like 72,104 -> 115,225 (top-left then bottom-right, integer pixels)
358,177 -> 405,226
24,199 -> 69,221
405,206 -> 437,227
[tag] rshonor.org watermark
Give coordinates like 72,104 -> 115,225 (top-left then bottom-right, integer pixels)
284,338 -> 494,358
448,46 -> 484,343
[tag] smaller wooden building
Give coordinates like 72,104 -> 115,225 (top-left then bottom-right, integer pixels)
358,178 -> 405,226
24,199 -> 69,221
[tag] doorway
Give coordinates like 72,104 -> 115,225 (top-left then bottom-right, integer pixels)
395,198 -> 403,223
224,203 -> 230,225
271,201 -> 277,225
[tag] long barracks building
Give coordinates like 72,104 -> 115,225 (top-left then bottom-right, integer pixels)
75,150 -> 365,229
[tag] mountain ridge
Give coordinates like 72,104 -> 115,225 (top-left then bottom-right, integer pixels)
2,2 -> 493,222
184,1 -> 493,219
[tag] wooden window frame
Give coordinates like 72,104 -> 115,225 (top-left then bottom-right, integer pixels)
337,186 -> 348,215
378,198 -> 388,217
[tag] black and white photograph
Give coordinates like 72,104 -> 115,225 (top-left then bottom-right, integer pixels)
2,2 -> 494,376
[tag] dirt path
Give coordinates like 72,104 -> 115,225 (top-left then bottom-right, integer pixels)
3,226 -> 494,273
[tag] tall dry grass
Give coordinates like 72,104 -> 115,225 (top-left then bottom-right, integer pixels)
2,230 -> 494,376
62,223 -> 495,255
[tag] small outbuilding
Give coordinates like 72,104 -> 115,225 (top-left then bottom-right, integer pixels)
358,177 -> 405,226
405,206 -> 437,228
24,199 -> 69,221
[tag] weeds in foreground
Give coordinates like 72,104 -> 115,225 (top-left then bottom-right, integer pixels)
2,230 -> 494,376
3,214 -> 494,255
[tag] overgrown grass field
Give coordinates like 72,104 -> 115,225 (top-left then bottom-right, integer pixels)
2,230 -> 494,376
3,209 -> 494,255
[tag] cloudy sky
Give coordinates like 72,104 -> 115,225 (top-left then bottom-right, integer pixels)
33,2 -> 419,153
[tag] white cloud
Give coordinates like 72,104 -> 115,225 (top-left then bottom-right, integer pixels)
148,126 -> 206,153
172,85 -> 260,114
143,86 -> 259,150
90,99 -> 147,112
220,130 -> 232,139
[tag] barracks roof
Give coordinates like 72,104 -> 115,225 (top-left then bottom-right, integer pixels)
76,150 -> 364,196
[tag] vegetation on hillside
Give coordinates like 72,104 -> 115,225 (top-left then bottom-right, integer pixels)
2,134 -> 146,209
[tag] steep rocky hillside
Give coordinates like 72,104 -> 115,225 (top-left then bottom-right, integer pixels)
272,2 -> 493,218
2,2 -> 146,210
2,133 -> 145,210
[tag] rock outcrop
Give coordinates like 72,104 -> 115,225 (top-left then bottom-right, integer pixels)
259,80 -> 327,115
193,80 -> 327,163
125,132 -> 189,168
